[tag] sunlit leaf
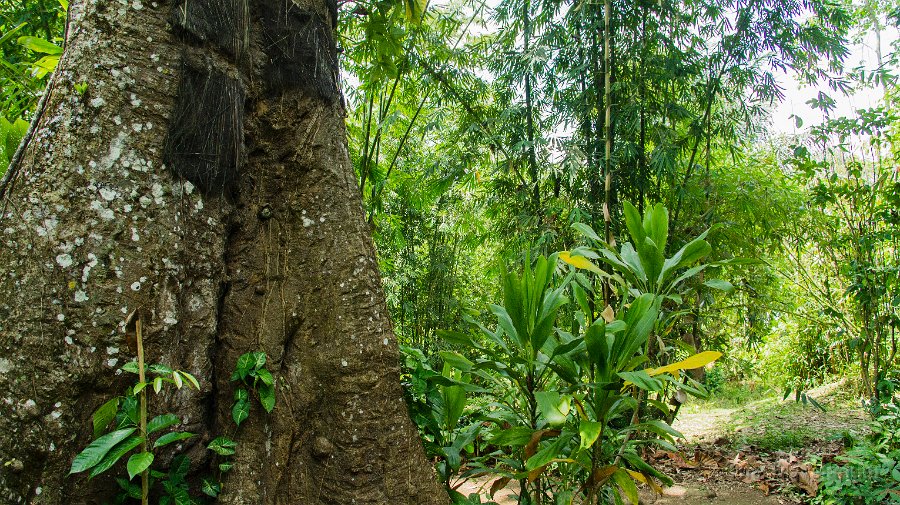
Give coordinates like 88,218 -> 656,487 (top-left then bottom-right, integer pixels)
559,250 -> 603,274
648,351 -> 722,376
70,428 -> 137,474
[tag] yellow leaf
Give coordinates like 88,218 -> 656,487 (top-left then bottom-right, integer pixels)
626,469 -> 647,483
648,351 -> 722,377
559,251 -> 603,274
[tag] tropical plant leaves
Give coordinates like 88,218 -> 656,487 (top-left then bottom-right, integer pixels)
126,452 -> 154,480
70,428 -> 137,474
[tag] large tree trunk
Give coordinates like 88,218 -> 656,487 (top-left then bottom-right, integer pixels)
0,1 -> 446,504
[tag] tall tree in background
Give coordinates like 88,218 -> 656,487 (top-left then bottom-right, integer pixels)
0,1 -> 445,503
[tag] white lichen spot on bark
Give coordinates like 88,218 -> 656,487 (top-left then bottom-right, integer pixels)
99,187 -> 118,201
151,183 -> 164,204
55,253 -> 73,268
90,200 -> 115,221
81,253 -> 98,282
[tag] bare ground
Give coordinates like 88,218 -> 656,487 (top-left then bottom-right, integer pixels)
451,381 -> 868,504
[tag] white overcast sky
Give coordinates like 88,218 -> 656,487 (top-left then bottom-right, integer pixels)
768,24 -> 899,134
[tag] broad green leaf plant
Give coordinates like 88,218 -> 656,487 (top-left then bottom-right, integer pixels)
563,201 -> 732,366
400,346 -> 483,501
439,252 -> 721,504
70,312 -> 277,504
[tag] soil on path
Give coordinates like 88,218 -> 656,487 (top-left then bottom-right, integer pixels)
453,381 -> 867,504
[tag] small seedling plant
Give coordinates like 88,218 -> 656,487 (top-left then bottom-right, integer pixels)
69,312 -> 277,504
203,352 -> 278,498
69,314 -> 201,504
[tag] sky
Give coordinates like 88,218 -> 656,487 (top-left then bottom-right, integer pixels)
768,22 -> 898,135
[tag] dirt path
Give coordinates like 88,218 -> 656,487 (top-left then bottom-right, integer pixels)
455,476 -> 788,505
643,483 -> 792,504
453,382 -> 866,504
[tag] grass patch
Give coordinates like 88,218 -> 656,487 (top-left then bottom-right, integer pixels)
675,379 -> 869,449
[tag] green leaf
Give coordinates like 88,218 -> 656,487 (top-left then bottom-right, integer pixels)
535,391 -> 570,427
621,452 -> 673,487
235,353 -> 255,379
17,36 -> 62,54
121,395 -> 139,426
92,397 -> 120,438
658,234 -> 711,284
439,351 -> 474,372
116,477 -> 141,499
578,420 -> 603,451
201,478 -> 221,498
70,428 -> 137,474
489,303 -> 524,350
172,371 -> 183,389
88,435 -> 143,478
572,222 -> 601,242
147,414 -> 180,434
232,399 -> 250,426
154,431 -> 195,449
404,0 -> 427,23
207,436 -> 237,456
613,468 -> 640,504
234,387 -> 249,402
622,201 -> 646,248
256,368 -> 274,386
436,329 -> 479,348
644,203 -> 669,253
488,426 -> 534,447
441,385 -> 466,430
703,279 -> 735,293
133,382 -> 149,395
168,454 -> 190,483
126,452 -> 154,480
121,361 -> 141,374
626,419 -> 684,440
218,462 -> 233,473
148,364 -> 174,375
585,320 -> 610,371
153,376 -> 163,393
619,243 -> 648,282
250,352 -> 267,370
524,431 -> 574,471
258,383 -> 276,413
178,371 -> 200,390
618,370 -> 663,392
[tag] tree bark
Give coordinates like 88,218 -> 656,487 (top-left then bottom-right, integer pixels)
0,1 -> 446,504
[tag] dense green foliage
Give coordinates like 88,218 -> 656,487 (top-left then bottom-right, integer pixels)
336,0 -> 898,407
816,376 -> 900,504
0,0 -> 64,169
